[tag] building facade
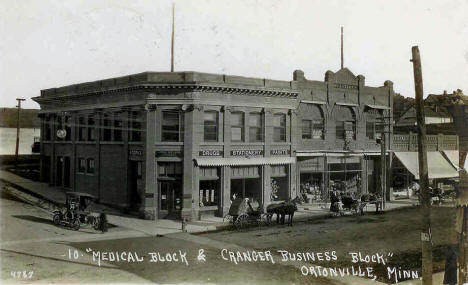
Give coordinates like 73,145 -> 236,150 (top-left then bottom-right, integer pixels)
33,68 -> 394,220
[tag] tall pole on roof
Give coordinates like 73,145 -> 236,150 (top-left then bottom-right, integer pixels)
15,98 -> 26,170
171,2 -> 175,72
341,26 -> 344,69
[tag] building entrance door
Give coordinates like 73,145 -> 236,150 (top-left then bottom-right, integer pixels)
159,181 -> 182,219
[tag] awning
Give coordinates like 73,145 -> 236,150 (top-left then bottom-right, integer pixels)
301,100 -> 326,105
365,104 -> 391,110
194,156 -> 296,167
443,150 -> 461,170
394,151 -> 459,179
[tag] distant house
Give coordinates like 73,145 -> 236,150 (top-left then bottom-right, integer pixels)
391,90 -> 467,193
0,108 -> 41,155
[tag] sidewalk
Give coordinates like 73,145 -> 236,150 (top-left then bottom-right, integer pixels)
0,169 -> 416,236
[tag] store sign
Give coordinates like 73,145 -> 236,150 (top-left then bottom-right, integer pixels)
199,150 -> 223,156
231,150 -> 263,157
155,151 -> 183,157
334,83 -> 358,90
270,149 -> 290,156
129,149 -> 143,156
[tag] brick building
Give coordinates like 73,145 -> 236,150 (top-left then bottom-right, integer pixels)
33,68 -> 394,220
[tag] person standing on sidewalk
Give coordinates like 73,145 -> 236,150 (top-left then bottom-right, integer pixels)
443,245 -> 458,285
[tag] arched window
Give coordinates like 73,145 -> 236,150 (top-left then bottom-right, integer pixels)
334,106 -> 356,140
299,104 -> 325,139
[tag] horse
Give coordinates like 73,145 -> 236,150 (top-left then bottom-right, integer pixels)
266,196 -> 302,226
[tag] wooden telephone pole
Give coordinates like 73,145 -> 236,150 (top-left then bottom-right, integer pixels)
14,98 -> 26,169
411,46 -> 432,284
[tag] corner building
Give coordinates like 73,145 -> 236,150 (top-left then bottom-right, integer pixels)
33,68 -> 394,220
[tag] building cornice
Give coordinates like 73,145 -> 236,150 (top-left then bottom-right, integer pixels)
33,83 -> 298,104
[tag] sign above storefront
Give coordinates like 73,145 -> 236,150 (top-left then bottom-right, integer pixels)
155,150 -> 183,157
199,150 -> 223,156
271,149 -> 290,156
231,150 -> 263,157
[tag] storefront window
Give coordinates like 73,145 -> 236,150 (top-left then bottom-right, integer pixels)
249,113 -> 263,142
204,111 -> 218,142
231,112 -> 244,142
199,180 -> 219,207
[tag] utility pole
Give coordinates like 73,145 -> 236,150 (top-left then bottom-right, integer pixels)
380,116 -> 386,210
15,98 -> 26,170
411,46 -> 432,285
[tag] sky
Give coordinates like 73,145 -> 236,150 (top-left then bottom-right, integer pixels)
1,0 -> 467,109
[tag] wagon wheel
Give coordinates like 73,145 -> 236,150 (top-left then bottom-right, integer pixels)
234,214 -> 249,229
53,213 -> 61,225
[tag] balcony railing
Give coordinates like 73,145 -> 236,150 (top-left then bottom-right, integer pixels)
392,132 -> 459,151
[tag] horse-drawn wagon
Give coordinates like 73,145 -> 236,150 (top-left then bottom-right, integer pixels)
224,198 -> 265,229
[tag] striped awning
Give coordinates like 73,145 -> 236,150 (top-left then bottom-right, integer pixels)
194,156 -> 295,167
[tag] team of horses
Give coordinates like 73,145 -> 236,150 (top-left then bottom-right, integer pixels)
265,196 -> 302,226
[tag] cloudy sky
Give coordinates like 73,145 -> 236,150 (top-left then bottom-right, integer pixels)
1,0 -> 467,109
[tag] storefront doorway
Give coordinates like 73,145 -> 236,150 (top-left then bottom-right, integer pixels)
159,181 -> 182,219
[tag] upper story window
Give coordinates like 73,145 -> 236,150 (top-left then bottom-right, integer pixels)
56,116 -> 63,141
78,116 -> 86,141
130,111 -> 143,142
162,111 -> 184,142
64,115 -> 72,141
231,112 -> 244,142
335,106 -> 356,140
365,110 -> 383,141
249,112 -> 263,142
103,113 -> 112,141
87,158 -> 95,174
114,112 -> 123,142
78,158 -> 86,173
299,103 -> 324,140
273,113 -> 286,142
87,115 -> 96,141
44,117 -> 52,141
204,111 -> 218,142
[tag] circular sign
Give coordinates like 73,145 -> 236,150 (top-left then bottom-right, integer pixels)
56,129 -> 67,139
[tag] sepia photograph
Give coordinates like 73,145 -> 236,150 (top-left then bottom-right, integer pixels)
1,0 -> 468,284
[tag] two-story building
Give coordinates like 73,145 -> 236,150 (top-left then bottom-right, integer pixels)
33,68 -> 394,220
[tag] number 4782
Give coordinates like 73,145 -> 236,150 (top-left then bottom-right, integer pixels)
11,271 -> 33,279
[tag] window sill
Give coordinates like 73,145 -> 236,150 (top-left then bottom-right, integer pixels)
100,141 -> 124,145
